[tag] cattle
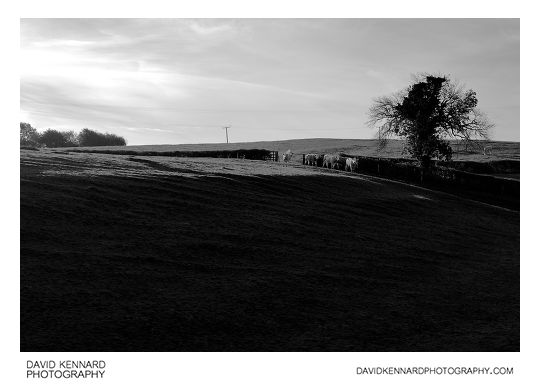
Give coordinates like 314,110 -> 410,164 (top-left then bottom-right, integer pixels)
345,157 -> 358,172
305,153 -> 318,166
323,154 -> 341,169
282,149 -> 293,162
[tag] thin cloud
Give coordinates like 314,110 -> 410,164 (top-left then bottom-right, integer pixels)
20,19 -> 519,144
188,20 -> 234,36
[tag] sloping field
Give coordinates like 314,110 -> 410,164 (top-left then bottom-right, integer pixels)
68,138 -> 520,163
20,150 -> 519,351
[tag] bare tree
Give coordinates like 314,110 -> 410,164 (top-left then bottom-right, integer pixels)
368,74 -> 492,166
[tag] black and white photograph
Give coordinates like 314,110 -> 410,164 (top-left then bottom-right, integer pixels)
8,2 -> 536,382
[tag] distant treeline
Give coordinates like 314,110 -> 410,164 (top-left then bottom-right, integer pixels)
20,123 -> 127,148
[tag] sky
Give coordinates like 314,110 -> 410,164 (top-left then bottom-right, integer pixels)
20,19 -> 520,145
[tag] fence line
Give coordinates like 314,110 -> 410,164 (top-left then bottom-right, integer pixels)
268,151 -> 279,162
301,154 -> 519,210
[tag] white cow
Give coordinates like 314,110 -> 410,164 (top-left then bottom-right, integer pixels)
323,154 -> 340,169
305,153 -> 318,166
282,149 -> 293,162
345,157 -> 358,172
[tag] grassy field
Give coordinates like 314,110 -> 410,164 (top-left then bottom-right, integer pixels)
69,138 -> 520,163
20,149 -> 519,351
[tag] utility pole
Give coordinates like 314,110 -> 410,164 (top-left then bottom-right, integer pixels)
223,125 -> 230,143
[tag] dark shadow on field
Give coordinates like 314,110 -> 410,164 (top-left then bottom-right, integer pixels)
20,170 -> 519,351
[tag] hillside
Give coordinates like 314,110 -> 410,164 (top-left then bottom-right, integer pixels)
68,138 -> 520,163
20,150 -> 519,351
